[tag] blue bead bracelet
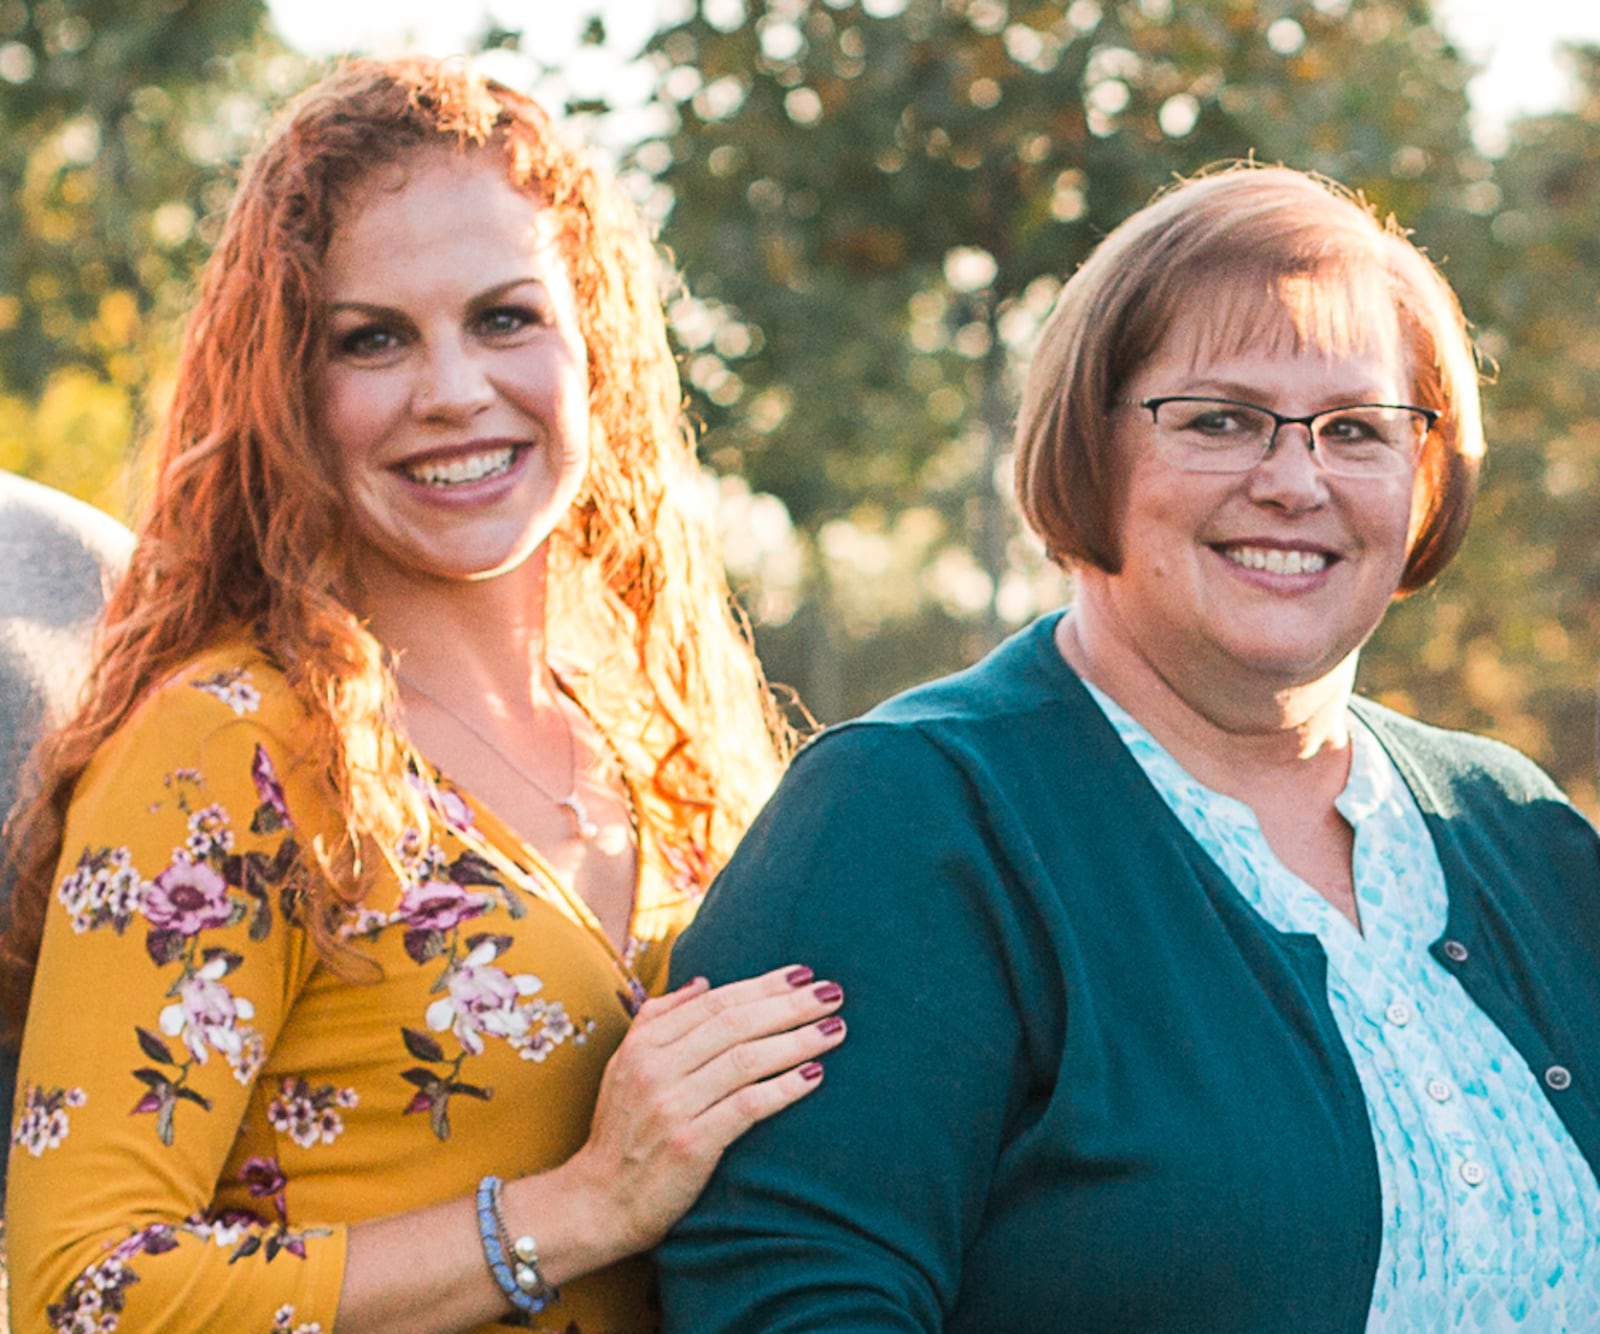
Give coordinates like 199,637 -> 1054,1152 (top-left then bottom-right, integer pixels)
475,1175 -> 557,1316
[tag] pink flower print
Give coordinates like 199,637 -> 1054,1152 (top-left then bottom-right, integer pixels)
267,1077 -> 358,1149
222,1160 -> 332,1265
397,879 -> 490,934
663,839 -> 712,899
143,859 -> 234,937
12,1084 -> 87,1157
56,846 -> 146,934
241,1155 -> 288,1201
407,773 -> 475,832
47,1224 -> 178,1331
396,834 -> 448,887
424,939 -> 543,1057
158,958 -> 256,1064
183,803 -> 235,862
338,905 -> 391,941
251,745 -> 291,826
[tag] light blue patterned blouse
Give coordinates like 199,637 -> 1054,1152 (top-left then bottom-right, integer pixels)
1084,682 -> 1600,1330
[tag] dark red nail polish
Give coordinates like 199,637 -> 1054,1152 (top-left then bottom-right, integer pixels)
800,1061 -> 824,1081
817,1015 -> 845,1037
813,982 -> 843,1004
785,966 -> 815,987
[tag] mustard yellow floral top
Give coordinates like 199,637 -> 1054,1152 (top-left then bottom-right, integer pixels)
7,639 -> 705,1334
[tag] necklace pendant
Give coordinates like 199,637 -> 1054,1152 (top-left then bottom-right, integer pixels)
562,794 -> 600,841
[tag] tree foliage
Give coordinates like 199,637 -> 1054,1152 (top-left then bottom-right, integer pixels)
0,0 -> 302,510
1359,44 -> 1600,809
640,0 -> 1495,721
8,0 -> 1600,807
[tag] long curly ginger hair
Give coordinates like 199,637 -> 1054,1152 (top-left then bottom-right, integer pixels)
1,57 -> 793,1026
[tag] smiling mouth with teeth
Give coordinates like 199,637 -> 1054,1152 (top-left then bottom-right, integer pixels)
402,446 -> 519,488
1221,545 -> 1329,576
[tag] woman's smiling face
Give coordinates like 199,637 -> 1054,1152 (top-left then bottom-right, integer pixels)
1078,313 -> 1421,699
316,150 -> 590,596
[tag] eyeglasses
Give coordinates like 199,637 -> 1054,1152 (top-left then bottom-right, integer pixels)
1127,396 -> 1438,478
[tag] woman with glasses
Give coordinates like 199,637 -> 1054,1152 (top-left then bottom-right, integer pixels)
657,164 -> 1600,1330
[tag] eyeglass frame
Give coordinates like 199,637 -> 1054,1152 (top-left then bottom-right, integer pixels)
1122,395 -> 1440,476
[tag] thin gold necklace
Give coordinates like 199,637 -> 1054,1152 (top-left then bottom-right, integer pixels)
398,671 -> 601,841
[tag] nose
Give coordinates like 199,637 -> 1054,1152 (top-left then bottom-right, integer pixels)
412,341 -> 493,421
1248,421 -> 1329,510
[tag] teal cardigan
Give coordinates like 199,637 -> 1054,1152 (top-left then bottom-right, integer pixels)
658,614 -> 1600,1333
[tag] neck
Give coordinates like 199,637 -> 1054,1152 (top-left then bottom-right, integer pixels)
1058,596 -> 1355,793
355,548 -> 553,705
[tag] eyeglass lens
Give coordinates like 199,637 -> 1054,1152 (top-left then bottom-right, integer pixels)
1148,399 -> 1426,476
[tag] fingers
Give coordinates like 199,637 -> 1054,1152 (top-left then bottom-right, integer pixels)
689,1055 -> 832,1159
572,967 -> 847,1255
681,1008 -> 846,1111
634,974 -> 710,1023
605,964 -> 845,1131
632,963 -> 836,1051
668,977 -> 844,1081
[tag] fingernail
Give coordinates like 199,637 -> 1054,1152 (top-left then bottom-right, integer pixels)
813,982 -> 843,1004
784,966 -> 815,987
675,975 -> 707,994
800,1061 -> 824,1081
816,1015 -> 845,1037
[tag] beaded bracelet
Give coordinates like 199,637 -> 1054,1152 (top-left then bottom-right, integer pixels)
474,1176 -> 560,1315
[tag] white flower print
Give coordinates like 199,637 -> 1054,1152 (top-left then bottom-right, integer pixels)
56,847 -> 146,934
272,1305 -> 323,1333
186,1210 -> 260,1248
190,667 -> 261,715
158,956 -> 257,1065
513,999 -> 577,1062
424,938 -> 547,1057
396,831 -> 449,888
12,1084 -> 87,1157
227,1030 -> 267,1086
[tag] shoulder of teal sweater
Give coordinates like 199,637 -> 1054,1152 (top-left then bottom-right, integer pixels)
1351,693 -> 1571,814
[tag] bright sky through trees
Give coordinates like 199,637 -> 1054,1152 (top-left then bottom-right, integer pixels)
265,0 -> 1600,136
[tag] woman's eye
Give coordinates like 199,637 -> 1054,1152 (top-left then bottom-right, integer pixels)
336,325 -> 401,359
477,305 -> 540,337
1187,410 -> 1246,435
1319,415 -> 1380,442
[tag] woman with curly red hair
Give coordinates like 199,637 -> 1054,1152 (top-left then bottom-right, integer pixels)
2,57 -> 844,1333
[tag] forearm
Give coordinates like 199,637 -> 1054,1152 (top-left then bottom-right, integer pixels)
339,968 -> 846,1332
337,1161 -> 618,1334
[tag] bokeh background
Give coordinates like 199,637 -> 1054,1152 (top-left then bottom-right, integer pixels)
8,0 -> 1600,808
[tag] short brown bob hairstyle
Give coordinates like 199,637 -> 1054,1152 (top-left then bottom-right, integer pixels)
1014,163 -> 1483,593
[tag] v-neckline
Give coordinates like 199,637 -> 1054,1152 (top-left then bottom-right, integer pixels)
419,763 -> 644,970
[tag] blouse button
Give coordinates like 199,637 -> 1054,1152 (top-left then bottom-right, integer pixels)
1441,939 -> 1469,963
1459,1160 -> 1487,1187
1385,1001 -> 1412,1027
1426,1078 -> 1452,1103
1545,1065 -> 1573,1092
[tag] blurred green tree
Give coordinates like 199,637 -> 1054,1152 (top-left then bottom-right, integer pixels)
1357,43 -> 1600,810
638,0 -> 1495,719
0,0 -> 302,511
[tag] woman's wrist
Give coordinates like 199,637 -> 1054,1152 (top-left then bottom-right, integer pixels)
500,1153 -> 634,1290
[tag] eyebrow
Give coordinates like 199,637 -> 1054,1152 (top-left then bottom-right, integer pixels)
325,276 -> 551,317
1173,378 -> 1400,405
